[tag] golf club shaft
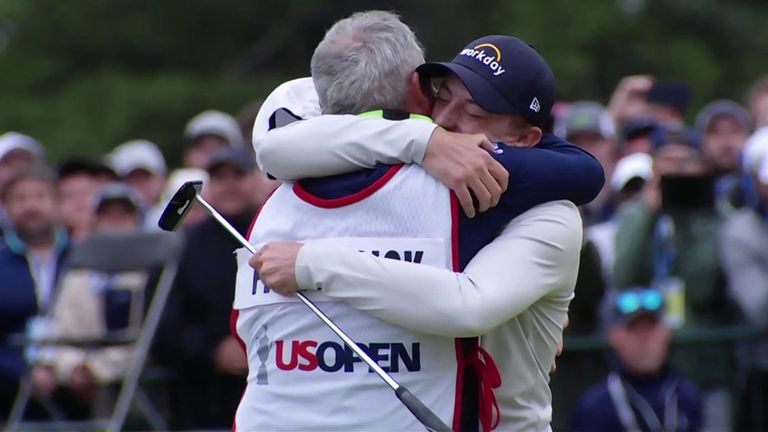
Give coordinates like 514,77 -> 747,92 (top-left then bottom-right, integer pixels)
194,195 -> 399,389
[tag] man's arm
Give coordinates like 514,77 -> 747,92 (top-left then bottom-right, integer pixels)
256,201 -> 582,337
255,115 -> 437,179
257,115 -> 505,217
492,135 -> 605,207
258,115 -> 604,212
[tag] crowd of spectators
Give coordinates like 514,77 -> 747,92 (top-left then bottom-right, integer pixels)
1,73 -> 768,430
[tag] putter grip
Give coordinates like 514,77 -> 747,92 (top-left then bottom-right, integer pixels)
395,386 -> 453,432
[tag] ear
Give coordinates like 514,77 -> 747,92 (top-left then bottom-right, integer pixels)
403,71 -> 433,116
518,126 -> 543,148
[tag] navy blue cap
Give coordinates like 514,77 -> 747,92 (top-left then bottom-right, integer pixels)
206,146 -> 257,174
95,182 -> 142,213
646,80 -> 691,114
417,35 -> 555,127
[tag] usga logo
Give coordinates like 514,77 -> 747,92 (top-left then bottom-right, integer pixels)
460,43 -> 506,76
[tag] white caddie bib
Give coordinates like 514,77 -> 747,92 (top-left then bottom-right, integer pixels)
232,164 -> 459,431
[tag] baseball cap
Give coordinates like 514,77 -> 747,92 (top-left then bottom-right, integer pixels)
252,77 -> 321,146
608,288 -> 665,326
206,146 -> 257,174
417,35 -> 555,127
0,132 -> 44,162
185,110 -> 244,148
108,140 -> 167,177
94,182 -> 142,214
611,152 -> 653,192
758,152 -> 768,184
555,101 -> 615,140
695,99 -> 752,135
646,80 -> 691,114
651,126 -> 700,153
743,127 -> 768,175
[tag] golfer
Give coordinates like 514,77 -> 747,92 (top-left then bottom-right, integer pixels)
238,11 -> 604,432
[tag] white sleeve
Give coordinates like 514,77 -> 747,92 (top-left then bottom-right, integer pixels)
295,201 -> 583,337
255,115 -> 437,180
720,214 -> 768,327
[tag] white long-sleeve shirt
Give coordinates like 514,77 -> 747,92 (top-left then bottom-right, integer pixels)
255,114 -> 582,431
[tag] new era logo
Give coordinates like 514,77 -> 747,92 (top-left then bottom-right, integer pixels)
529,97 -> 541,113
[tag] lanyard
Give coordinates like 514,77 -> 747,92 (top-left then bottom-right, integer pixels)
607,372 -> 680,432
652,214 -> 675,286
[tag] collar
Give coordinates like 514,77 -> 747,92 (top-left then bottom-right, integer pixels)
4,227 -> 69,256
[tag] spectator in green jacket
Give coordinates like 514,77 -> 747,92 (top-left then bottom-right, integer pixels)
613,126 -> 737,431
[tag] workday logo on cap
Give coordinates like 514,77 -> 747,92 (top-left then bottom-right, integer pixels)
459,43 -> 506,77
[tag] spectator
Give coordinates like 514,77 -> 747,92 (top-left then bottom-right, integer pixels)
0,132 -> 44,234
555,101 -> 619,224
571,288 -> 702,432
589,152 -> 653,288
747,75 -> 768,129
607,75 -> 654,127
56,159 -> 103,241
645,80 -> 691,128
154,146 -> 258,430
0,167 -> 68,420
695,100 -> 752,210
29,183 -> 147,414
107,140 -> 167,227
621,117 -> 662,156
183,110 -> 243,169
613,128 -> 736,430
720,132 -> 768,430
145,167 -> 209,230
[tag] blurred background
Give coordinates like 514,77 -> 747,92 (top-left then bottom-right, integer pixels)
3,1 -> 768,431
2,0 -> 768,165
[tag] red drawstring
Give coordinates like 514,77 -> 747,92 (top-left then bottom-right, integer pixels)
467,345 -> 501,431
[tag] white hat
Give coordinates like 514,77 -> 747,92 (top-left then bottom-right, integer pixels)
758,155 -> 768,185
252,77 -> 321,151
185,110 -> 244,148
161,168 -> 209,205
743,127 -> 768,175
0,132 -> 44,162
108,140 -> 167,177
610,152 -> 653,191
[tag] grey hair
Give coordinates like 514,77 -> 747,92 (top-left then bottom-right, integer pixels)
311,11 -> 425,115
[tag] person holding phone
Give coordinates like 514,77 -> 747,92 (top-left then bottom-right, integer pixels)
613,127 -> 737,431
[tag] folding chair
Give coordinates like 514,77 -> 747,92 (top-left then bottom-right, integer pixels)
5,230 -> 184,432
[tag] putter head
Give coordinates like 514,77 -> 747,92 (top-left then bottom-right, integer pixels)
158,181 -> 203,231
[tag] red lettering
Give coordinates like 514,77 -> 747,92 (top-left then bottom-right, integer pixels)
297,340 -> 318,371
276,340 -> 299,370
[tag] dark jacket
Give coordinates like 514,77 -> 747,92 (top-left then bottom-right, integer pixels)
0,231 -> 68,418
571,364 -> 702,432
154,209 -> 256,430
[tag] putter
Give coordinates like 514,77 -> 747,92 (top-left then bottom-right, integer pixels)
159,181 -> 451,432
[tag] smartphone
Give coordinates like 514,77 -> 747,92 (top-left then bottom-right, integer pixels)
660,174 -> 716,211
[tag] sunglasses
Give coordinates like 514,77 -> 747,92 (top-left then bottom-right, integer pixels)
616,289 -> 664,315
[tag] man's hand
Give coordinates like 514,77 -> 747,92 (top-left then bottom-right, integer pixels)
423,128 -> 509,218
214,336 -> 248,376
607,75 -> 654,124
30,365 -> 57,398
550,315 -> 569,374
250,242 -> 304,296
69,364 -> 95,401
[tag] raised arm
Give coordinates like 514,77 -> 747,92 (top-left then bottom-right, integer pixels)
255,201 -> 582,337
